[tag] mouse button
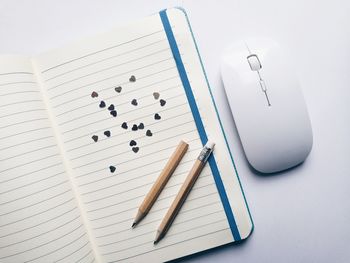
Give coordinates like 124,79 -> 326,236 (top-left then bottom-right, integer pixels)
247,54 -> 262,71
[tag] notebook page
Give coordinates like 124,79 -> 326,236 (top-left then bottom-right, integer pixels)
0,56 -> 95,263
34,11 -> 234,262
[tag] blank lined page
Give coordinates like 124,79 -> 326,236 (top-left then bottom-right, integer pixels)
35,13 -> 232,263
0,56 -> 95,263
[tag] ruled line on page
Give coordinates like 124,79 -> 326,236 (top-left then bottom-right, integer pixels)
86,175 -> 212,214
55,76 -> 180,117
0,108 -> 45,119
62,95 -> 187,152
0,214 -> 81,249
67,111 -> 192,156
0,119 -> 48,131
0,162 -> 62,184
0,206 -> 77,238
50,59 -> 176,101
0,99 -> 42,109
70,120 -> 195,162
51,65 -> 177,109
74,147 -> 202,206
0,126 -> 50,140
57,84 -> 180,127
71,134 -> 197,181
75,147 -> 196,184
0,198 -> 75,228
72,131 -> 198,172
93,194 -> 219,232
54,240 -> 90,263
89,184 -> 217,223
44,38 -> 169,82
72,139 -> 199,186
58,86 -> 181,129
74,250 -> 93,263
48,55 -> 174,99
82,168 -> 207,206
0,144 -> 56,162
104,219 -> 227,256
85,168 -> 211,209
93,200 -> 220,232
0,135 -> 54,152
62,96 -> 186,138
48,48 -> 171,91
82,159 -> 194,201
100,218 -> 227,256
0,81 -> 36,88
95,182 -> 217,221
0,170 -> 65,195
81,163 -> 192,198
0,188 -> 70,215
0,153 -> 59,174
1,227 -> 86,261
41,30 -> 165,73
25,239 -> 92,263
64,101 -> 188,146
99,209 -> 224,248
0,72 -> 33,76
111,228 -> 230,262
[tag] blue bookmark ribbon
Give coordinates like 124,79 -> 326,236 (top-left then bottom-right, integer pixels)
159,9 -> 241,241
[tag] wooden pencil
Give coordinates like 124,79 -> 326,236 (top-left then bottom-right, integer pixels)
154,141 -> 215,244
131,140 -> 189,228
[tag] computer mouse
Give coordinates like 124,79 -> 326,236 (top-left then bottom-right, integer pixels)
220,38 -> 313,173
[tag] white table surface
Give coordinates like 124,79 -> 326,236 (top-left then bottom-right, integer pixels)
1,0 -> 349,262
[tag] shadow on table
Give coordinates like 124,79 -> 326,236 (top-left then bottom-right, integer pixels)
168,235 -> 252,263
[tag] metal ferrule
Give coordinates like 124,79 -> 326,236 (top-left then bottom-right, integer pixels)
197,145 -> 213,163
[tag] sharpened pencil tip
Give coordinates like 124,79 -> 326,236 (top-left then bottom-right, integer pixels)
131,222 -> 136,228
154,230 -> 162,245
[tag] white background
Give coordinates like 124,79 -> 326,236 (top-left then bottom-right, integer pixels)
1,0 -> 349,262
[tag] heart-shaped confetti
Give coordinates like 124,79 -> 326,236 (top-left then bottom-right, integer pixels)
108,104 -> 115,111
121,122 -> 128,129
131,99 -> 138,106
99,101 -> 106,108
91,91 -> 98,98
160,99 -> 166,106
154,113 -> 161,120
131,124 -> 138,131
92,135 -> 98,142
110,110 -> 117,117
129,140 -> 137,146
153,92 -> 160,100
132,146 -> 139,153
146,130 -> 153,137
138,123 -> 144,129
109,166 -> 116,173
104,130 -> 111,137
129,75 -> 136,82
115,86 -> 122,93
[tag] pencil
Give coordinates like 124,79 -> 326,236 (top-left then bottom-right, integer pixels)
154,141 -> 215,244
131,140 -> 189,228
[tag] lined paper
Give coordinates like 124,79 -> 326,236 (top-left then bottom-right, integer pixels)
0,57 -> 95,263
35,13 -> 231,262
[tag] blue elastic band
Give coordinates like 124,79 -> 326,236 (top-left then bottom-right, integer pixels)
159,9 -> 241,241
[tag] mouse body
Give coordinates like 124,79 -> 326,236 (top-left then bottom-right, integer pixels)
221,38 -> 313,173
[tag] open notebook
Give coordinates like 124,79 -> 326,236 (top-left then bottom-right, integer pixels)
0,8 -> 253,263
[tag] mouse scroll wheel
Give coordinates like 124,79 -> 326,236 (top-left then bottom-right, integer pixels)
247,54 -> 262,71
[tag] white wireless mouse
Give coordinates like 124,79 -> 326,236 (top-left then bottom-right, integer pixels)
220,39 -> 313,173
